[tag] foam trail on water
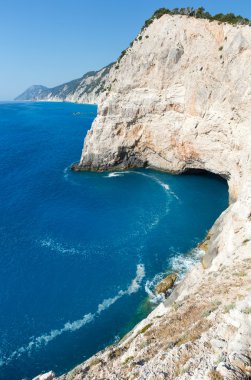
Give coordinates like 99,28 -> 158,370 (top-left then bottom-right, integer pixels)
105,171 -> 130,178
0,314 -> 95,368
39,238 -> 84,257
134,171 -> 179,200
127,264 -> 145,294
63,165 -> 81,186
0,264 -> 145,367
97,264 -> 145,313
63,166 -> 71,182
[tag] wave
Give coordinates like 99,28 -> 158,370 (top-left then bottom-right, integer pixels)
145,272 -> 166,304
0,264 -> 145,368
145,248 -> 203,304
169,248 -> 203,279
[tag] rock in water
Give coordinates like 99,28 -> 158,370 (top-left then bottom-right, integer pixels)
155,273 -> 177,296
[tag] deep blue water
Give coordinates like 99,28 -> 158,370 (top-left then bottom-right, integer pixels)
0,102 -> 228,380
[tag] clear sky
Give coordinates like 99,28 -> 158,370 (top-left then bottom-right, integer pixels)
1,0 -> 251,100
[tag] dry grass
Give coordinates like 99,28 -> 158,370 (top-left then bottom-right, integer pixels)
242,307 -> 251,314
75,251 -> 251,380
223,303 -> 235,313
143,301 -> 212,352
123,356 -> 134,365
176,319 -> 211,346
208,369 -> 224,380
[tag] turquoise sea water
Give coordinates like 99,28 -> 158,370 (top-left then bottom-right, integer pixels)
0,102 -> 228,380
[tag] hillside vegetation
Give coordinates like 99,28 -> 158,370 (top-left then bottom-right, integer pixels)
142,7 -> 251,31
116,7 -> 251,66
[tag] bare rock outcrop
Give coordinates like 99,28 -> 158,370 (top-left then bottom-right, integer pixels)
48,14 -> 251,380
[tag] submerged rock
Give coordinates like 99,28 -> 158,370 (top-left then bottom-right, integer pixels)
155,273 -> 177,296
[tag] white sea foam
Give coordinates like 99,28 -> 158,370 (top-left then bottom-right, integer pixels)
170,248 -> 203,279
107,172 -> 123,177
40,238 -> 83,257
134,171 -> 180,200
106,171 -> 130,178
63,165 -> 82,186
145,248 -> 203,304
127,264 -> 145,294
0,264 -> 145,367
63,166 -> 70,180
97,293 -> 123,314
145,272 -> 166,304
106,170 -> 176,202
97,264 -> 145,313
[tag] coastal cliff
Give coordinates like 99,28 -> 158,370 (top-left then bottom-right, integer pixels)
36,13 -> 251,380
15,63 -> 113,104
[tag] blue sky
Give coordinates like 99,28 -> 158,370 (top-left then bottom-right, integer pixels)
1,0 -> 251,100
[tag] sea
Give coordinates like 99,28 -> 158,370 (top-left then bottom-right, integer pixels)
0,102 -> 228,380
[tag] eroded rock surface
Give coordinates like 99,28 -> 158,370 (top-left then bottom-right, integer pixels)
39,14 -> 251,380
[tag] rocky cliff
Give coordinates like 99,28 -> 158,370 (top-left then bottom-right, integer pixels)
15,63 -> 113,103
36,13 -> 251,380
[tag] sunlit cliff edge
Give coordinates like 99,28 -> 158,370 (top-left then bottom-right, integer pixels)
33,11 -> 251,380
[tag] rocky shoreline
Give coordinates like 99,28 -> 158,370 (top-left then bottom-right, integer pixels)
34,13 -> 251,380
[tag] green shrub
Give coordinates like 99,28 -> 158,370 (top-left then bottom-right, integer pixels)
208,370 -> 224,380
141,7 -> 251,33
223,303 -> 235,313
118,49 -> 127,63
139,323 -> 153,334
116,7 -> 250,66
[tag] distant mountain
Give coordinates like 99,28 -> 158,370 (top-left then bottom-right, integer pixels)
16,85 -> 50,101
15,63 -> 114,104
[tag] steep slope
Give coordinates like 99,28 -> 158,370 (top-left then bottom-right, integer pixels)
15,85 -> 50,101
35,14 -> 251,380
15,63 -> 113,103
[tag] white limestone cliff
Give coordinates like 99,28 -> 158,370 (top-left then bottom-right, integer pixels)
35,14 -> 251,380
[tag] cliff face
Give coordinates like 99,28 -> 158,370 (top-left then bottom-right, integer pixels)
77,16 -> 251,199
36,15 -> 251,380
15,63 -> 113,103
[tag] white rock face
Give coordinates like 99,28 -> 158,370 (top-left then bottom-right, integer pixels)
34,15 -> 251,380
68,14 -> 251,379
78,15 -> 251,202
32,371 -> 55,380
